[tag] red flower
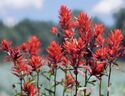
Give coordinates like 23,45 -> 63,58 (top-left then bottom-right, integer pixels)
77,12 -> 91,33
94,62 -> 105,74
64,30 -> 74,39
59,5 -> 72,29
61,56 -> 68,66
63,38 -> 85,54
21,36 -> 41,56
94,47 -> 109,60
1,39 -> 11,51
22,82 -> 37,96
63,74 -> 75,87
90,61 -> 106,78
77,12 -> 92,43
8,48 -> 31,77
3,47 -> 23,64
29,56 -> 42,71
51,27 -> 58,34
108,29 -> 123,57
1,40 -> 31,77
108,29 -> 123,47
47,41 -> 62,62
77,37 -> 85,50
13,61 -> 31,77
94,24 -> 104,37
63,39 -> 77,54
96,35 -> 106,47
21,43 -> 27,52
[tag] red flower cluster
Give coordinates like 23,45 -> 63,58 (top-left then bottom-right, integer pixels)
1,39 -> 30,77
51,27 -> 58,34
21,36 -> 43,71
78,12 -> 91,33
94,24 -> 104,37
108,29 -> 124,58
48,5 -> 125,79
0,5 -> 125,96
1,36 -> 43,96
1,39 -> 11,51
63,74 -> 75,88
47,41 -> 63,69
29,56 -> 42,71
59,5 -> 72,30
13,59 -> 30,77
22,82 -> 37,96
94,47 -> 108,60
21,36 -> 41,56
89,61 -> 106,79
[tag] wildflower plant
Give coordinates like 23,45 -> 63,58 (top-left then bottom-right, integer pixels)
0,5 -> 125,96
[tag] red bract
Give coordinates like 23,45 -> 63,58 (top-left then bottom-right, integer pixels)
77,12 -> 92,40
63,74 -> 75,88
13,61 -> 31,77
64,30 -> 74,39
63,39 -> 86,68
108,29 -> 123,58
29,56 -> 42,71
22,82 -> 37,96
94,24 -> 104,37
8,48 -> 23,62
59,5 -> 72,29
21,43 -> 27,52
108,29 -> 123,47
90,61 -> 106,78
63,39 -> 78,54
61,56 -> 68,66
64,38 -> 85,56
96,35 -> 106,47
51,27 -> 58,34
47,41 -> 62,62
21,36 -> 41,56
6,48 -> 31,77
47,41 -> 63,69
1,39 -> 11,51
94,47 -> 109,60
77,37 -> 85,50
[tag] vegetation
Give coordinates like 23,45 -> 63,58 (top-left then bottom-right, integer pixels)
0,5 -> 125,96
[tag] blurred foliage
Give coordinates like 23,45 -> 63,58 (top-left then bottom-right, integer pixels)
0,19 -> 57,53
113,8 -> 125,52
114,8 -> 125,32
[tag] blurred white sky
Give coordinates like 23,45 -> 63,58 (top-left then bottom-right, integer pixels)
0,0 -> 124,27
92,0 -> 123,14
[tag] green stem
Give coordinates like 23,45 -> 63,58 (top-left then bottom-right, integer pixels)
99,79 -> 102,96
63,66 -> 68,96
20,78 -> 23,94
107,64 -> 112,96
63,88 -> 66,96
75,68 -> 78,96
84,70 -> 87,96
37,71 -> 40,96
54,69 -> 57,96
